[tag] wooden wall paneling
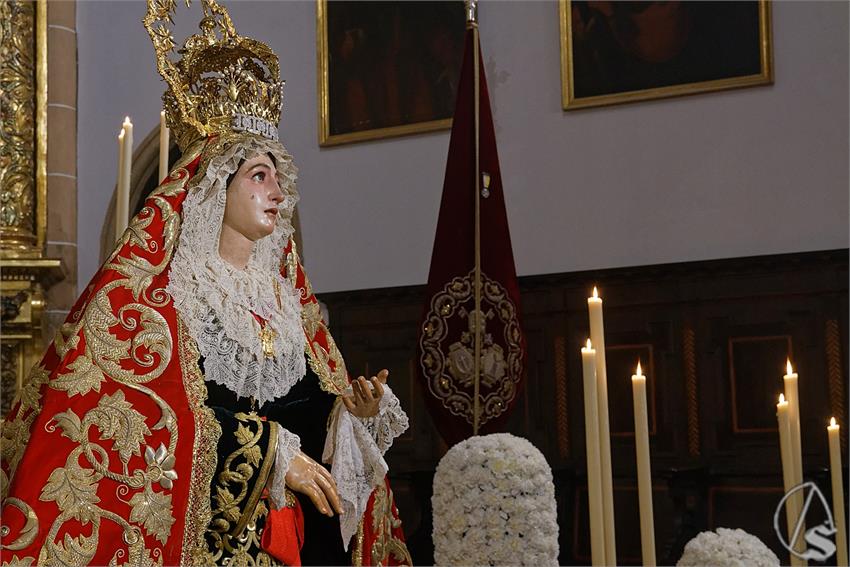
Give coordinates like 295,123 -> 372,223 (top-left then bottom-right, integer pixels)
554,335 -> 570,460
316,249 -> 848,563
682,324 -> 701,458
572,483 -> 673,566
728,335 -> 793,434
707,485 -> 787,562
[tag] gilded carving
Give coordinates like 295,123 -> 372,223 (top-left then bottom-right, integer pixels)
0,0 -> 37,247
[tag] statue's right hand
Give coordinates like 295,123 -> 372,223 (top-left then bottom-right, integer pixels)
284,451 -> 343,517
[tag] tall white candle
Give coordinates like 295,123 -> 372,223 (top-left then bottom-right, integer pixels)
115,128 -> 126,242
632,362 -> 656,566
778,395 -> 805,567
116,117 -> 133,241
582,339 -> 605,567
828,418 -> 847,567
159,110 -> 169,182
588,286 -> 617,565
783,359 -> 806,562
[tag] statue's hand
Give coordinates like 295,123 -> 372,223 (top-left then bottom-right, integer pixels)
342,369 -> 388,418
284,451 -> 342,517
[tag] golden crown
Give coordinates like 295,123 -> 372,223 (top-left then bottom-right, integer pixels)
144,0 -> 284,151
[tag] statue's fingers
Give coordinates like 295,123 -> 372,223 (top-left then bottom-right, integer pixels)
360,376 -> 375,401
352,378 -> 367,404
307,482 -> 333,516
371,377 -> 385,399
377,369 -> 389,383
314,472 -> 342,514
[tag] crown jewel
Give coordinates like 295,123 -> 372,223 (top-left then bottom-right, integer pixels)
144,0 -> 283,151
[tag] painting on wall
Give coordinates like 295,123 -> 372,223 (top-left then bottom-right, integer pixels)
559,1 -> 773,110
317,0 -> 466,146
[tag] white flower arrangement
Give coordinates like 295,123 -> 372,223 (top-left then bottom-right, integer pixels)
432,433 -> 559,566
677,527 -> 780,567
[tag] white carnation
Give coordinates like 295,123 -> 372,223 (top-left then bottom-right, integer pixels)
432,433 -> 559,566
677,527 -> 780,567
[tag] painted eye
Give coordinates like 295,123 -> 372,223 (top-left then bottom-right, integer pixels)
252,171 -> 266,182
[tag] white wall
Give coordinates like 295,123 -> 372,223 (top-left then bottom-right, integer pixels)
77,1 -> 849,294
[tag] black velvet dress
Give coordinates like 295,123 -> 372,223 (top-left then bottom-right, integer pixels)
203,356 -> 351,566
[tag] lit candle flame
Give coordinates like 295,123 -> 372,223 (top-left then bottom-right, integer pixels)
592,286 -> 599,299
118,129 -> 125,140
779,393 -> 786,404
124,116 -> 132,124
831,417 -> 837,427
786,359 -> 794,375
636,361 -> 642,377
586,338 -> 592,349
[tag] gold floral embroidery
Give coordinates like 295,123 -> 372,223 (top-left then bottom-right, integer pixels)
2,144 -> 205,562
207,413 -> 276,562
369,482 -> 412,566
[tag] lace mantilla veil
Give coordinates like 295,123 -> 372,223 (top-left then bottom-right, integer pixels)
166,136 -> 307,407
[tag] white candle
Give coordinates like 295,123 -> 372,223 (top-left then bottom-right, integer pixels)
582,339 -> 605,567
115,128 -> 126,242
828,418 -> 847,567
632,362 -> 656,566
588,286 -> 617,565
783,359 -> 806,562
159,110 -> 169,182
778,395 -> 805,567
116,117 -> 133,241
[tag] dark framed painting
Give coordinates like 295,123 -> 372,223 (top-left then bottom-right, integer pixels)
317,0 -> 466,146
559,1 -> 773,110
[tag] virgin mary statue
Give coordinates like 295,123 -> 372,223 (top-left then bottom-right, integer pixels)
0,1 -> 411,565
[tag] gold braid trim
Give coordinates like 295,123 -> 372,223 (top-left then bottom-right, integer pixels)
177,318 -> 222,565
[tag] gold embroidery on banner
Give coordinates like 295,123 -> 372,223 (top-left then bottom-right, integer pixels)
369,482 -> 412,566
178,318 -> 222,565
419,271 -> 523,428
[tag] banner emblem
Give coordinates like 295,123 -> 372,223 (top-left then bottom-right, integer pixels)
419,271 -> 522,428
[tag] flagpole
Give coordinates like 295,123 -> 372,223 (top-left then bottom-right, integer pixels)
467,0 -> 482,436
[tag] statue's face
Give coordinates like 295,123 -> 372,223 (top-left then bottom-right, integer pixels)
222,154 -> 284,241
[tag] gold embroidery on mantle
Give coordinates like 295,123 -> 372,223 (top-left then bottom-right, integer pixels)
1,143 -> 204,561
284,240 -> 349,395
177,317 -> 222,565
369,482 -> 411,566
207,412 -> 276,563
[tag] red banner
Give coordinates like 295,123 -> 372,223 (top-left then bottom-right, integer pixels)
416,26 -> 526,446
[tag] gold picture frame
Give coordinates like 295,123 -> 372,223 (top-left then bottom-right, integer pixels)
316,0 -> 465,147
559,1 -> 773,111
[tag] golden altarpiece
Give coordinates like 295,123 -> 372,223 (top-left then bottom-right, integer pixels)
1,1 -> 66,414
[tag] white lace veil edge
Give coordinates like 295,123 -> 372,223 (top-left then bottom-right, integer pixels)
166,134 -> 307,405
